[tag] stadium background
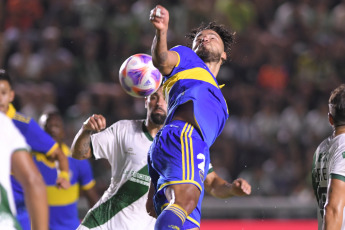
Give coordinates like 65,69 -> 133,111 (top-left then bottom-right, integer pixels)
2,0 -> 345,228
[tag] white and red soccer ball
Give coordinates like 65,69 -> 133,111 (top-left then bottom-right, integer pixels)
119,53 -> 163,98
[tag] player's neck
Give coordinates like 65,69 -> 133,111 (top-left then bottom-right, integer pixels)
205,61 -> 221,78
145,120 -> 163,138
334,125 -> 345,136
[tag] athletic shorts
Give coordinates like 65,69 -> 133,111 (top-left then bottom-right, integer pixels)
148,120 -> 210,229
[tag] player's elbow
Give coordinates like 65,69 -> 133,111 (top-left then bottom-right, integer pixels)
324,203 -> 342,222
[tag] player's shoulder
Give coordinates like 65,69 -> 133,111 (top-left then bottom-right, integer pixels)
110,119 -> 143,132
12,111 -> 32,124
170,45 -> 192,53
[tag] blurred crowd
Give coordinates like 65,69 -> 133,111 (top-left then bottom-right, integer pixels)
1,0 -> 344,201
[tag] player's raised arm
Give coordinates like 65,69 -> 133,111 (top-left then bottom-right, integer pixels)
149,5 -> 178,75
205,171 -> 251,199
71,114 -> 106,160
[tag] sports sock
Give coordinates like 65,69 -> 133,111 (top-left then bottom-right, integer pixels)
154,204 -> 187,230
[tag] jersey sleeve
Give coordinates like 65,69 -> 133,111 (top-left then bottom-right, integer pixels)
330,141 -> 345,179
25,118 -> 57,155
90,122 -> 118,161
5,117 -> 30,153
168,45 -> 198,78
77,159 -> 96,190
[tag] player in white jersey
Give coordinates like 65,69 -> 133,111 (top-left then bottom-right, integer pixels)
312,84 -> 345,230
0,113 -> 48,230
71,87 -> 251,229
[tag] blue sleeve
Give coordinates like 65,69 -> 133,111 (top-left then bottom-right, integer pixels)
77,159 -> 95,188
168,45 -> 204,78
14,118 -> 56,154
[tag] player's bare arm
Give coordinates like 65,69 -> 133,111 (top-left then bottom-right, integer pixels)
12,150 -> 49,230
323,178 -> 345,230
54,147 -> 71,189
71,114 -> 106,160
204,171 -> 251,198
150,5 -> 178,75
146,181 -> 157,218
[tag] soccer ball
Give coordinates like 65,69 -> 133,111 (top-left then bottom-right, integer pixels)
119,53 -> 163,98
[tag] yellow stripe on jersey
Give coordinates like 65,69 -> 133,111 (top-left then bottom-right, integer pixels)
184,124 -> 191,180
34,153 -> 56,168
172,51 -> 180,67
180,123 -> 188,180
46,143 -> 58,157
188,126 -> 195,181
81,180 -> 96,190
158,180 -> 202,192
47,183 -> 80,206
187,216 -> 200,227
163,67 -> 219,97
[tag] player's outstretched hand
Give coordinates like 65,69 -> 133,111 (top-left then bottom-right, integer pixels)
231,178 -> 251,196
149,5 -> 169,32
83,114 -> 106,133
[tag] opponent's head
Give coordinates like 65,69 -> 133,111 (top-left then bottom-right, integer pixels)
39,111 -> 65,143
0,69 -> 15,114
328,84 -> 345,128
145,86 -> 167,126
186,22 -> 235,64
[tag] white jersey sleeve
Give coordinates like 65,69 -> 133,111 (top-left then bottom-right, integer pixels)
329,136 -> 345,178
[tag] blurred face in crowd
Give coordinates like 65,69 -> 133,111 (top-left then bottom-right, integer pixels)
41,113 -> 65,143
0,80 -> 14,114
145,87 -> 167,125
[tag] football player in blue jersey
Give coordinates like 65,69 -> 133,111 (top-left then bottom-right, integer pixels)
0,69 -> 70,230
36,111 -> 99,230
148,5 -> 238,230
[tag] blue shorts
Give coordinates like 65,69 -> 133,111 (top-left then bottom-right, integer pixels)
148,120 -> 210,229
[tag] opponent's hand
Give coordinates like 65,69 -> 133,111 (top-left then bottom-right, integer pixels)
82,114 -> 106,133
149,5 -> 169,32
146,198 -> 157,218
231,178 -> 251,196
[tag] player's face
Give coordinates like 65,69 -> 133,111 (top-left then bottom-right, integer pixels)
44,115 -> 65,142
192,29 -> 226,63
146,87 -> 167,125
0,80 -> 14,114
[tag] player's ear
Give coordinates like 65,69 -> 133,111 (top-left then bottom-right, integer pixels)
221,51 -> 226,65
328,113 -> 334,126
9,89 -> 15,103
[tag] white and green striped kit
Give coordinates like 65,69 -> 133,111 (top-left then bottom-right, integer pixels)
312,134 -> 345,230
78,119 -> 156,230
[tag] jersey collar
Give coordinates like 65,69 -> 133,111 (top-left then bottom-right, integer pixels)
142,121 -> 153,141
6,103 -> 16,119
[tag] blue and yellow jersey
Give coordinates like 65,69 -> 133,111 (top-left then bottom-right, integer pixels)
163,45 -> 229,147
6,103 -> 58,229
33,143 -> 96,230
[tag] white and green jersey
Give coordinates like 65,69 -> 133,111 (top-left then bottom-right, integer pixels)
78,120 -> 156,230
312,134 -> 345,229
0,113 -> 29,230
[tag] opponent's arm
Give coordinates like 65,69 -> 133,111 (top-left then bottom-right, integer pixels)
323,178 -> 345,230
149,5 -> 178,75
204,171 -> 251,198
146,181 -> 157,218
51,147 -> 71,189
71,114 -> 106,160
12,150 -> 48,230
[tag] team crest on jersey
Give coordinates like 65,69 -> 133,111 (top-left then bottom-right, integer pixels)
199,170 -> 205,182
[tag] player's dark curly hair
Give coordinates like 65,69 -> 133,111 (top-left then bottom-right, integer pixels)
329,84 -> 345,127
185,21 -> 235,62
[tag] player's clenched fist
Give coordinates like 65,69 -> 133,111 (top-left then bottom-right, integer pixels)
149,5 -> 169,32
83,114 -> 106,132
